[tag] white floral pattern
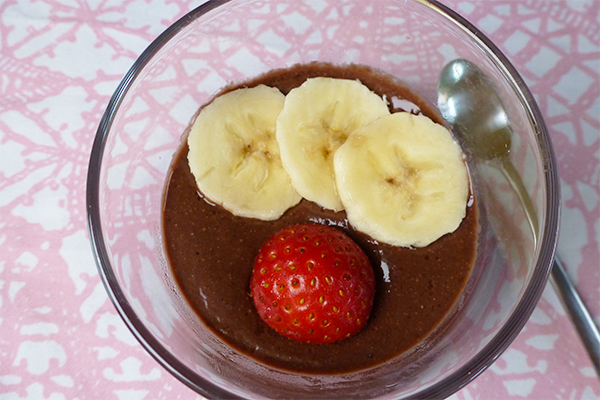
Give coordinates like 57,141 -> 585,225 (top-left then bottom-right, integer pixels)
0,0 -> 598,399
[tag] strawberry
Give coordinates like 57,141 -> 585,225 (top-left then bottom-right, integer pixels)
250,223 -> 375,344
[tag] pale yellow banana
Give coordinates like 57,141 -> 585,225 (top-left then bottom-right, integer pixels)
276,77 -> 390,211
187,85 -> 301,221
334,112 -> 469,247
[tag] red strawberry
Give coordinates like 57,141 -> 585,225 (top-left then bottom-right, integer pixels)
250,223 -> 375,344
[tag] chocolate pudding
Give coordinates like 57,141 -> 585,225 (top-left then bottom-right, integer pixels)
162,63 -> 478,374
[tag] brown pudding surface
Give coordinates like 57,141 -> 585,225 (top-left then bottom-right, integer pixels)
162,63 -> 478,374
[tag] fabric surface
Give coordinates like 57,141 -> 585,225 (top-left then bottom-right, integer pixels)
0,0 -> 598,399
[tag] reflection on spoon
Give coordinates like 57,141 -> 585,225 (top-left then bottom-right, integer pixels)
437,58 -> 600,375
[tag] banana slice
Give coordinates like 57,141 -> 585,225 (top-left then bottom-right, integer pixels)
334,112 -> 469,247
276,77 -> 390,211
187,85 -> 302,221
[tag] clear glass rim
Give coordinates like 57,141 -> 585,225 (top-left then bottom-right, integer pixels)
86,0 -> 560,398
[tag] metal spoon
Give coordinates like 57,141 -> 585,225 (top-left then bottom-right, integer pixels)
437,58 -> 600,375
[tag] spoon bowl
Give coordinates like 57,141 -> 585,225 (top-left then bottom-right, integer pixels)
438,58 -> 512,161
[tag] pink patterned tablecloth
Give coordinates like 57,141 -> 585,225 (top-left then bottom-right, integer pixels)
1,0 -> 598,399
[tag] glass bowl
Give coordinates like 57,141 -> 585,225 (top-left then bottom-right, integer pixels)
86,0 -> 560,398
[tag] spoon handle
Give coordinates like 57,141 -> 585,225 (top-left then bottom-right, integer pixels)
501,159 -> 600,375
500,159 -> 538,238
550,258 -> 600,375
